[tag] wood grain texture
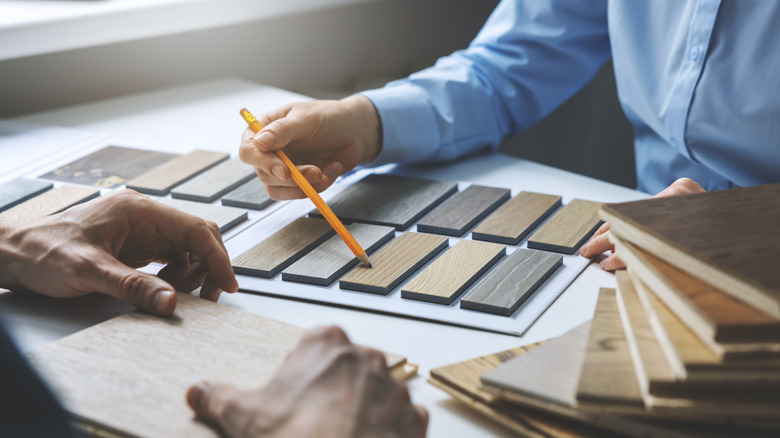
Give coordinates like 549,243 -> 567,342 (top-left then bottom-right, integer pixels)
0,184 -> 100,221
527,199 -> 603,254
282,223 -> 396,286
460,249 -> 562,316
232,217 -> 335,278
0,178 -> 53,212
339,232 -> 448,295
401,240 -> 505,305
310,174 -> 458,230
472,191 -> 561,245
157,198 -> 248,233
125,150 -> 229,195
171,158 -> 256,203
416,185 -> 510,236
221,178 -> 275,210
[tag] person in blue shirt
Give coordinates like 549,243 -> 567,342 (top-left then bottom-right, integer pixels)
238,0 -> 779,270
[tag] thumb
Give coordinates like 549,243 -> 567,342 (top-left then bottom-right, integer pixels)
253,116 -> 306,153
93,256 -> 178,315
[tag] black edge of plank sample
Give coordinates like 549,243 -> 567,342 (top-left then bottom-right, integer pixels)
221,178 -> 275,210
0,179 -> 53,212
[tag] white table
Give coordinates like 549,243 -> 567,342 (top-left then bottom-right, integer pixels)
1,78 -> 646,437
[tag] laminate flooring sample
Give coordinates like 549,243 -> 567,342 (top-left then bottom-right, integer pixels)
310,174 -> 458,230
125,150 -> 229,195
528,199 -> 603,254
232,217 -> 335,278
0,178 -> 53,212
282,223 -> 396,286
221,178 -> 275,210
171,158 -> 256,203
472,191 -> 561,245
157,198 -> 248,233
416,185 -> 510,236
339,232 -> 448,295
0,185 -> 100,221
460,249 -> 562,316
401,240 -> 505,305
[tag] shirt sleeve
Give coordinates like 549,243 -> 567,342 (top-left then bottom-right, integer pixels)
361,0 -> 612,166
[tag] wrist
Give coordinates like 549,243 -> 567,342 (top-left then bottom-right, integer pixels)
0,219 -> 28,290
343,95 -> 382,164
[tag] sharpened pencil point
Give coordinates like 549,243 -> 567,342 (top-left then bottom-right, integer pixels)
358,253 -> 372,269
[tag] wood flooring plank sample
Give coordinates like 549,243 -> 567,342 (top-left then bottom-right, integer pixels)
125,150 -> 229,195
282,223 -> 396,286
401,240 -> 505,304
221,178 -> 275,210
157,198 -> 248,233
310,174 -> 458,230
0,178 -> 53,212
472,191 -> 561,245
460,249 -> 562,316
171,158 -> 256,203
527,199 -> 603,254
233,217 -> 335,278
0,185 -> 100,221
416,185 -> 510,236
339,232 -> 448,295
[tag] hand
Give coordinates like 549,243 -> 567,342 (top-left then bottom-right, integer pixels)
186,326 -> 428,438
0,189 -> 238,315
239,96 -> 381,200
580,177 -> 706,271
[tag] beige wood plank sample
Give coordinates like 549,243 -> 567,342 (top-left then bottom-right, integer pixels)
460,249 -> 562,316
527,198 -> 603,254
171,158 -> 256,203
401,240 -> 505,304
0,184 -> 100,221
221,178 -> 274,210
157,198 -> 248,233
472,191 -> 561,245
125,150 -> 229,195
0,178 -> 53,212
416,185 -> 510,236
339,232 -> 448,295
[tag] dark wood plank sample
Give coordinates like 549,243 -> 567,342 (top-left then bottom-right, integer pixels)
0,178 -> 53,212
171,158 -> 256,203
282,223 -> 396,286
157,198 -> 248,233
460,249 -> 562,316
401,240 -> 505,305
472,191 -> 562,245
310,174 -> 458,230
0,185 -> 100,221
232,217 -> 335,278
125,150 -> 229,195
528,199 -> 603,254
416,185 -> 510,236
221,178 -> 275,210
339,232 -> 448,295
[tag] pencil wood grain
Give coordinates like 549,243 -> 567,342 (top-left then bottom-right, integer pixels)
171,158 -> 256,203
156,198 -> 248,233
221,178 -> 275,210
528,199 -> 603,254
0,178 -> 53,212
0,185 -> 100,221
125,150 -> 229,195
416,185 -> 510,236
472,191 -> 561,245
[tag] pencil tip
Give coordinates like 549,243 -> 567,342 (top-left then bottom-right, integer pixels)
358,253 -> 372,269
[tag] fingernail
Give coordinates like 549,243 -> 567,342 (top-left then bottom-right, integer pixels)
187,381 -> 210,412
272,165 -> 285,179
255,131 -> 276,147
153,290 -> 174,313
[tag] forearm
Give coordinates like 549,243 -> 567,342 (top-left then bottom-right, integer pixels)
0,219 -> 33,290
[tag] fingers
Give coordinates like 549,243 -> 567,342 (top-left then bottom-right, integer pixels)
580,222 -> 612,258
92,254 -> 178,315
600,253 -> 626,271
654,177 -> 706,198
186,382 -> 242,429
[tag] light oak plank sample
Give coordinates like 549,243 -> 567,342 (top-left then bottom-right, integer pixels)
401,240 -> 505,305
125,149 -> 229,195
472,191 -> 561,245
233,217 -> 335,278
0,178 -> 53,212
282,223 -> 396,286
310,174 -> 458,230
0,185 -> 100,221
460,249 -> 562,316
339,232 -> 448,295
221,178 -> 275,210
157,198 -> 248,233
527,198 -> 603,254
171,158 -> 256,203
416,185 -> 510,236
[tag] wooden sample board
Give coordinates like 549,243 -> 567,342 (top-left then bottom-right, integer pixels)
0,184 -> 100,221
0,178 -> 52,212
157,198 -> 248,234
472,191 -> 561,245
416,185 -> 510,236
171,158 -> 256,203
527,198 -> 603,254
126,150 -> 229,195
221,178 -> 275,210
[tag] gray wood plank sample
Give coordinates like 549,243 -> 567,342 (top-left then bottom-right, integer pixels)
0,178 -> 53,212
416,185 -> 511,236
221,178 -> 275,210
310,174 -> 458,230
232,217 -> 335,278
157,198 -> 248,233
0,185 -> 100,221
282,223 -> 396,286
125,150 -> 229,195
472,191 -> 562,245
171,158 -> 256,203
527,199 -> 603,254
460,249 -> 562,316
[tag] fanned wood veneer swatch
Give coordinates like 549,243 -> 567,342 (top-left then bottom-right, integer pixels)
339,232 -> 448,295
232,217 -> 335,278
472,191 -> 561,245
157,198 -> 248,233
527,199 -> 603,254
125,150 -> 229,195
0,185 -> 100,221
0,178 -> 53,212
416,185 -> 510,236
171,158 -> 256,203
282,223 -> 396,286
310,174 -> 457,230
460,249 -> 562,316
401,240 -> 505,305
221,178 -> 275,210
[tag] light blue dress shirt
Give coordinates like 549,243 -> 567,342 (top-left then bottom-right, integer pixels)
361,0 -> 780,194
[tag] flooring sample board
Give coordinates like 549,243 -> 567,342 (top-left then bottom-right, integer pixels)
0,184 -> 100,221
415,185 -> 510,236
0,178 -> 53,212
401,239 -> 505,305
527,198 -> 603,254
460,249 -> 563,316
339,232 -> 448,295
125,149 -> 229,195
282,223 -> 396,286
600,183 -> 780,318
472,191 -> 561,245
310,174 -> 458,230
221,178 -> 275,210
170,158 -> 256,203
157,198 -> 248,233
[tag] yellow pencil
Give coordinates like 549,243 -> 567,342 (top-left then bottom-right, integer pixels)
240,108 -> 372,268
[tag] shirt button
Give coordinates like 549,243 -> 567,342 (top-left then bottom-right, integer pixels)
689,46 -> 700,61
